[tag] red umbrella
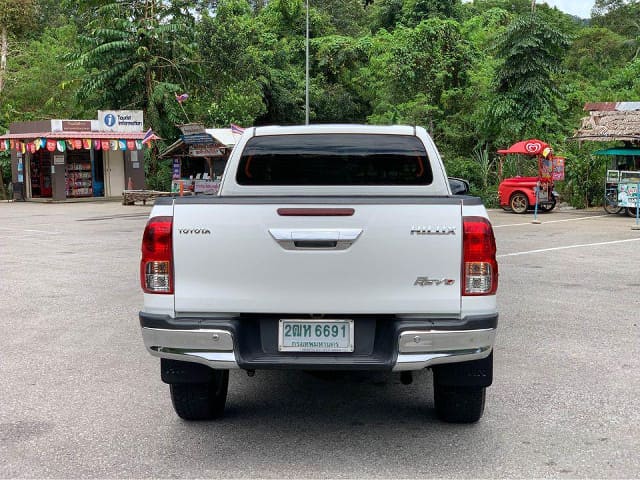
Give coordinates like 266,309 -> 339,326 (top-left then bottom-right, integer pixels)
497,139 -> 551,156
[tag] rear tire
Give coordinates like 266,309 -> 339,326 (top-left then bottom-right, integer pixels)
626,207 -> 639,218
509,192 -> 529,214
170,369 -> 229,420
539,197 -> 556,213
433,384 -> 486,423
604,191 -> 623,214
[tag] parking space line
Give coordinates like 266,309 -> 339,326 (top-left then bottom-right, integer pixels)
0,227 -> 61,235
498,238 -> 640,258
493,214 -> 609,228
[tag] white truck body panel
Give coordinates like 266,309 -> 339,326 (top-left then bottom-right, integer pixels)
172,202 -> 464,315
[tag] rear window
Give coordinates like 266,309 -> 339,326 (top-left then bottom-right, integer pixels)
236,134 -> 432,186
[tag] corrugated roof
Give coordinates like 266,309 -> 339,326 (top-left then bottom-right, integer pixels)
584,102 -> 618,111
159,128 -> 240,158
205,128 -> 241,147
584,102 -> 640,112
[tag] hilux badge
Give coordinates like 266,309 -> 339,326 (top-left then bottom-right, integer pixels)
410,225 -> 456,235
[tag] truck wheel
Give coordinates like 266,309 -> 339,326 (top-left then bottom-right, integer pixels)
433,384 -> 486,423
169,369 -> 229,420
509,192 -> 529,214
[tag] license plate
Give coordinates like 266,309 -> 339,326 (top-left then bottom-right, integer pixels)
278,319 -> 354,352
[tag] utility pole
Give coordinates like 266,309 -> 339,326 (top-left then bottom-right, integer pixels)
305,0 -> 310,125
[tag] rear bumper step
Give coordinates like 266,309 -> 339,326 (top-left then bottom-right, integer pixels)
140,313 -> 497,371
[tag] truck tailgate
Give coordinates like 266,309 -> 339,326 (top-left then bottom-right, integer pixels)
173,201 -> 462,315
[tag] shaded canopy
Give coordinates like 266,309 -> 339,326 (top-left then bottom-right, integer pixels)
497,139 -> 551,156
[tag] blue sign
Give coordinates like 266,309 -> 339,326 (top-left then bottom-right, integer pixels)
104,113 -> 116,127
181,133 -> 215,145
172,159 -> 181,180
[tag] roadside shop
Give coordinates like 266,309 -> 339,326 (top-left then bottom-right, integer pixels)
0,111 -> 150,201
572,101 -> 640,216
158,124 -> 240,195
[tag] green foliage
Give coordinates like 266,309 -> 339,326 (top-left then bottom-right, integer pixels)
592,0 -> 640,37
401,0 -> 463,26
2,0 -> 640,208
0,0 -> 37,35
368,0 -> 403,32
560,144 -> 607,208
67,0 -> 203,177
565,28 -> 628,81
207,81 -> 267,126
487,13 -> 571,144
1,26 -> 89,120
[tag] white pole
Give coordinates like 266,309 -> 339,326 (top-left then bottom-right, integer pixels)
305,0 -> 310,125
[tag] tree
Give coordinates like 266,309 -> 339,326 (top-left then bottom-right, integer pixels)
592,0 -> 640,37
401,0 -> 462,25
1,26 -> 89,121
68,0 -> 202,179
487,12 -> 571,143
564,27 -> 628,82
0,0 -> 37,93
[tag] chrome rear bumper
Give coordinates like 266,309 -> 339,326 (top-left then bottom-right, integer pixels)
393,328 -> 495,371
141,324 -> 495,371
142,327 -> 239,369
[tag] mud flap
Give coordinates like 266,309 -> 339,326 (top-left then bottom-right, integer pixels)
161,359 -> 217,384
432,352 -> 493,387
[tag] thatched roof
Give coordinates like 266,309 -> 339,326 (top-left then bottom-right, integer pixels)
572,102 -> 640,142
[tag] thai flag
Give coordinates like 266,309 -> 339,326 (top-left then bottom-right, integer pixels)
230,123 -> 245,135
175,93 -> 189,104
141,128 -> 155,145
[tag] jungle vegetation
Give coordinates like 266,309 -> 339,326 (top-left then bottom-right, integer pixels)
1,0 -> 640,206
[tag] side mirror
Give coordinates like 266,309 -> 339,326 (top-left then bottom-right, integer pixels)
448,177 -> 470,195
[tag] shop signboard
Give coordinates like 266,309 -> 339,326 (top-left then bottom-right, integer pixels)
54,155 -> 65,165
618,183 -> 638,207
179,123 -> 214,145
172,159 -> 181,180
552,157 -> 565,181
98,110 -> 144,132
61,120 -> 92,132
179,123 -> 206,136
189,145 -> 223,157
194,179 -> 220,194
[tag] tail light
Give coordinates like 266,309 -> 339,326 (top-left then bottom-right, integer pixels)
140,216 -> 173,294
462,216 -> 498,296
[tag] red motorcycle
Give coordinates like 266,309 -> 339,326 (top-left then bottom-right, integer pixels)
497,139 -> 563,214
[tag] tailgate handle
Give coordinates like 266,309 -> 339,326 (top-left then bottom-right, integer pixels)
269,229 -> 362,250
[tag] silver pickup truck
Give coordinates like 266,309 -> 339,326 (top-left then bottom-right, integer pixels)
139,125 -> 498,423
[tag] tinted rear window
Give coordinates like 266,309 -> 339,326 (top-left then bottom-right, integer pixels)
236,134 -> 432,186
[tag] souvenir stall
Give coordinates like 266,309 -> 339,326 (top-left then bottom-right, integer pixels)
598,148 -> 640,216
0,111 -> 154,201
572,102 -> 640,217
158,125 -> 241,195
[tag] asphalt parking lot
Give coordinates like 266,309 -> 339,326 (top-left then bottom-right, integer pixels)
1,201 -> 639,478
